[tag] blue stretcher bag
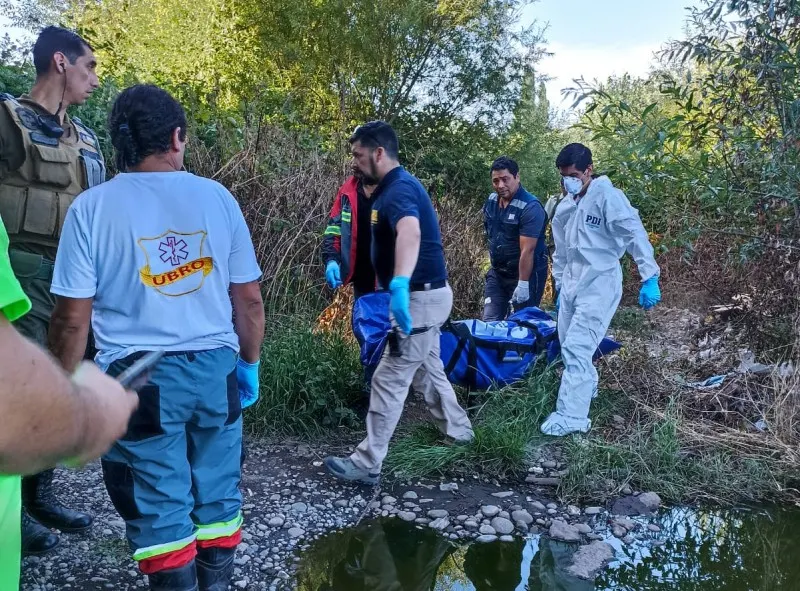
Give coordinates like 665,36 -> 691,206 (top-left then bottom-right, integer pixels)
351,292 -> 621,390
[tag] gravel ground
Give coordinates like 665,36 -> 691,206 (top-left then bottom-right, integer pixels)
20,438 -> 664,590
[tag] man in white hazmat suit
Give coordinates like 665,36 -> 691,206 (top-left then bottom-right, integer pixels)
542,143 -> 661,436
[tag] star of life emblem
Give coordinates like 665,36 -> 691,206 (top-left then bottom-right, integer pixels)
138,230 -> 213,296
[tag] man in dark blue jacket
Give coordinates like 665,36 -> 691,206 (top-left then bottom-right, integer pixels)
482,156 -> 549,321
324,121 -> 473,485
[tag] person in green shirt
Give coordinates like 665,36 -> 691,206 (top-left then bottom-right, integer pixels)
0,216 -> 139,590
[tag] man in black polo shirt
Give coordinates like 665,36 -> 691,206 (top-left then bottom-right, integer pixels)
324,121 -> 474,485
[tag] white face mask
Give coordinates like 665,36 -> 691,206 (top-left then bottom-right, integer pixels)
562,176 -> 584,195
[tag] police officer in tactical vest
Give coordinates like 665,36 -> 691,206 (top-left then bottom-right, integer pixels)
0,26 -> 105,555
482,156 -> 549,321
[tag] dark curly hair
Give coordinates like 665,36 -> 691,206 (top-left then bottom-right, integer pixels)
108,84 -> 187,172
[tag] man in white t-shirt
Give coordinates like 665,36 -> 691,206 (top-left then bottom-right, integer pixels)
48,84 -> 265,591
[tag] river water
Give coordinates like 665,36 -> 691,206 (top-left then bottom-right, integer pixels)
295,506 -> 800,590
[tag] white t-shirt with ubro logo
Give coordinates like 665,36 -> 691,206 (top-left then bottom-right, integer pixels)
51,171 -> 262,368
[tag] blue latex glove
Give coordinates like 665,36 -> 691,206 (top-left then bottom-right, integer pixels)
639,276 -> 661,310
325,260 -> 342,289
389,276 -> 412,335
237,358 -> 260,409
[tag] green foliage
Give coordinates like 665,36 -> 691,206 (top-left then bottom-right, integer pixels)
505,68 -> 563,199
570,0 -> 800,245
245,318 -> 363,436
0,62 -> 34,96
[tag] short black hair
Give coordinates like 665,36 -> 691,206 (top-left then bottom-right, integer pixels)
109,84 -> 188,171
490,156 -> 519,177
32,26 -> 92,76
349,121 -> 399,160
555,143 -> 593,171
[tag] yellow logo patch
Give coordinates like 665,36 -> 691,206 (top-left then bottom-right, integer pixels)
138,230 -> 214,296
371,209 -> 379,223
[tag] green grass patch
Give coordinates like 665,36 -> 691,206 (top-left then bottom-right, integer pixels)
245,317 -> 363,436
385,363 -> 560,479
561,400 -> 779,504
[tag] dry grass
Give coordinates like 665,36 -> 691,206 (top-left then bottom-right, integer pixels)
186,124 -> 493,323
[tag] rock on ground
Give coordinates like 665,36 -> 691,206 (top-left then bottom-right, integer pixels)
481,505 -> 501,518
490,517 -> 514,535
511,510 -> 533,525
549,520 -> 581,542
567,541 -> 615,580
637,492 -> 662,511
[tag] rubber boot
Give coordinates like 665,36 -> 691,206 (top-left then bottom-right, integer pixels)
20,509 -> 59,555
148,560 -> 199,591
22,468 -> 93,531
196,546 -> 235,591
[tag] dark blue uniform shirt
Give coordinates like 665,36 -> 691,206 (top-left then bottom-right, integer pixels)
371,166 -> 447,289
482,185 -> 548,278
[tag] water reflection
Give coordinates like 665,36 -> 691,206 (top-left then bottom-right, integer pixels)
295,507 -> 800,590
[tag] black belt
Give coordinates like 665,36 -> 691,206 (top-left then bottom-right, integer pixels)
409,280 -> 447,292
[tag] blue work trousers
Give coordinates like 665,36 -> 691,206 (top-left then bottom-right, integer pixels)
102,347 -> 243,569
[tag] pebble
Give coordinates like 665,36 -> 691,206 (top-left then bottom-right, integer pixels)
334,500 -> 348,508
268,517 -> 285,527
383,496 -> 397,505
287,528 -> 304,538
481,505 -> 501,518
499,535 -> 514,542
476,534 -> 498,543
491,491 -> 514,499
567,505 -> 581,516
525,476 -> 561,486
429,517 -> 450,531
546,503 -> 558,510
614,517 -> 638,531
491,517 -> 514,535
427,509 -> 449,519
575,523 -> 592,534
439,483 -> 458,492
511,510 -> 534,525
648,524 -> 662,532
398,511 -> 416,522
542,460 -> 557,469
530,501 -> 547,513
464,520 -> 479,530
402,491 -> 419,500
567,541 -> 615,580
479,524 -> 497,535
612,526 -> 627,538
621,485 -> 633,495
638,492 -> 662,511
584,506 -> 603,515
549,520 -> 581,542
291,502 -> 308,513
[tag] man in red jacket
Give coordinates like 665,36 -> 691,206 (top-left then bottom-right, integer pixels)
322,166 -> 377,415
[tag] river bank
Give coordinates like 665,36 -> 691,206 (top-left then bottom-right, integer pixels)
20,436 -> 666,591
20,300 -> 800,590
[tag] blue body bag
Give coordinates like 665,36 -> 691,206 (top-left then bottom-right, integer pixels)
352,292 -> 622,390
